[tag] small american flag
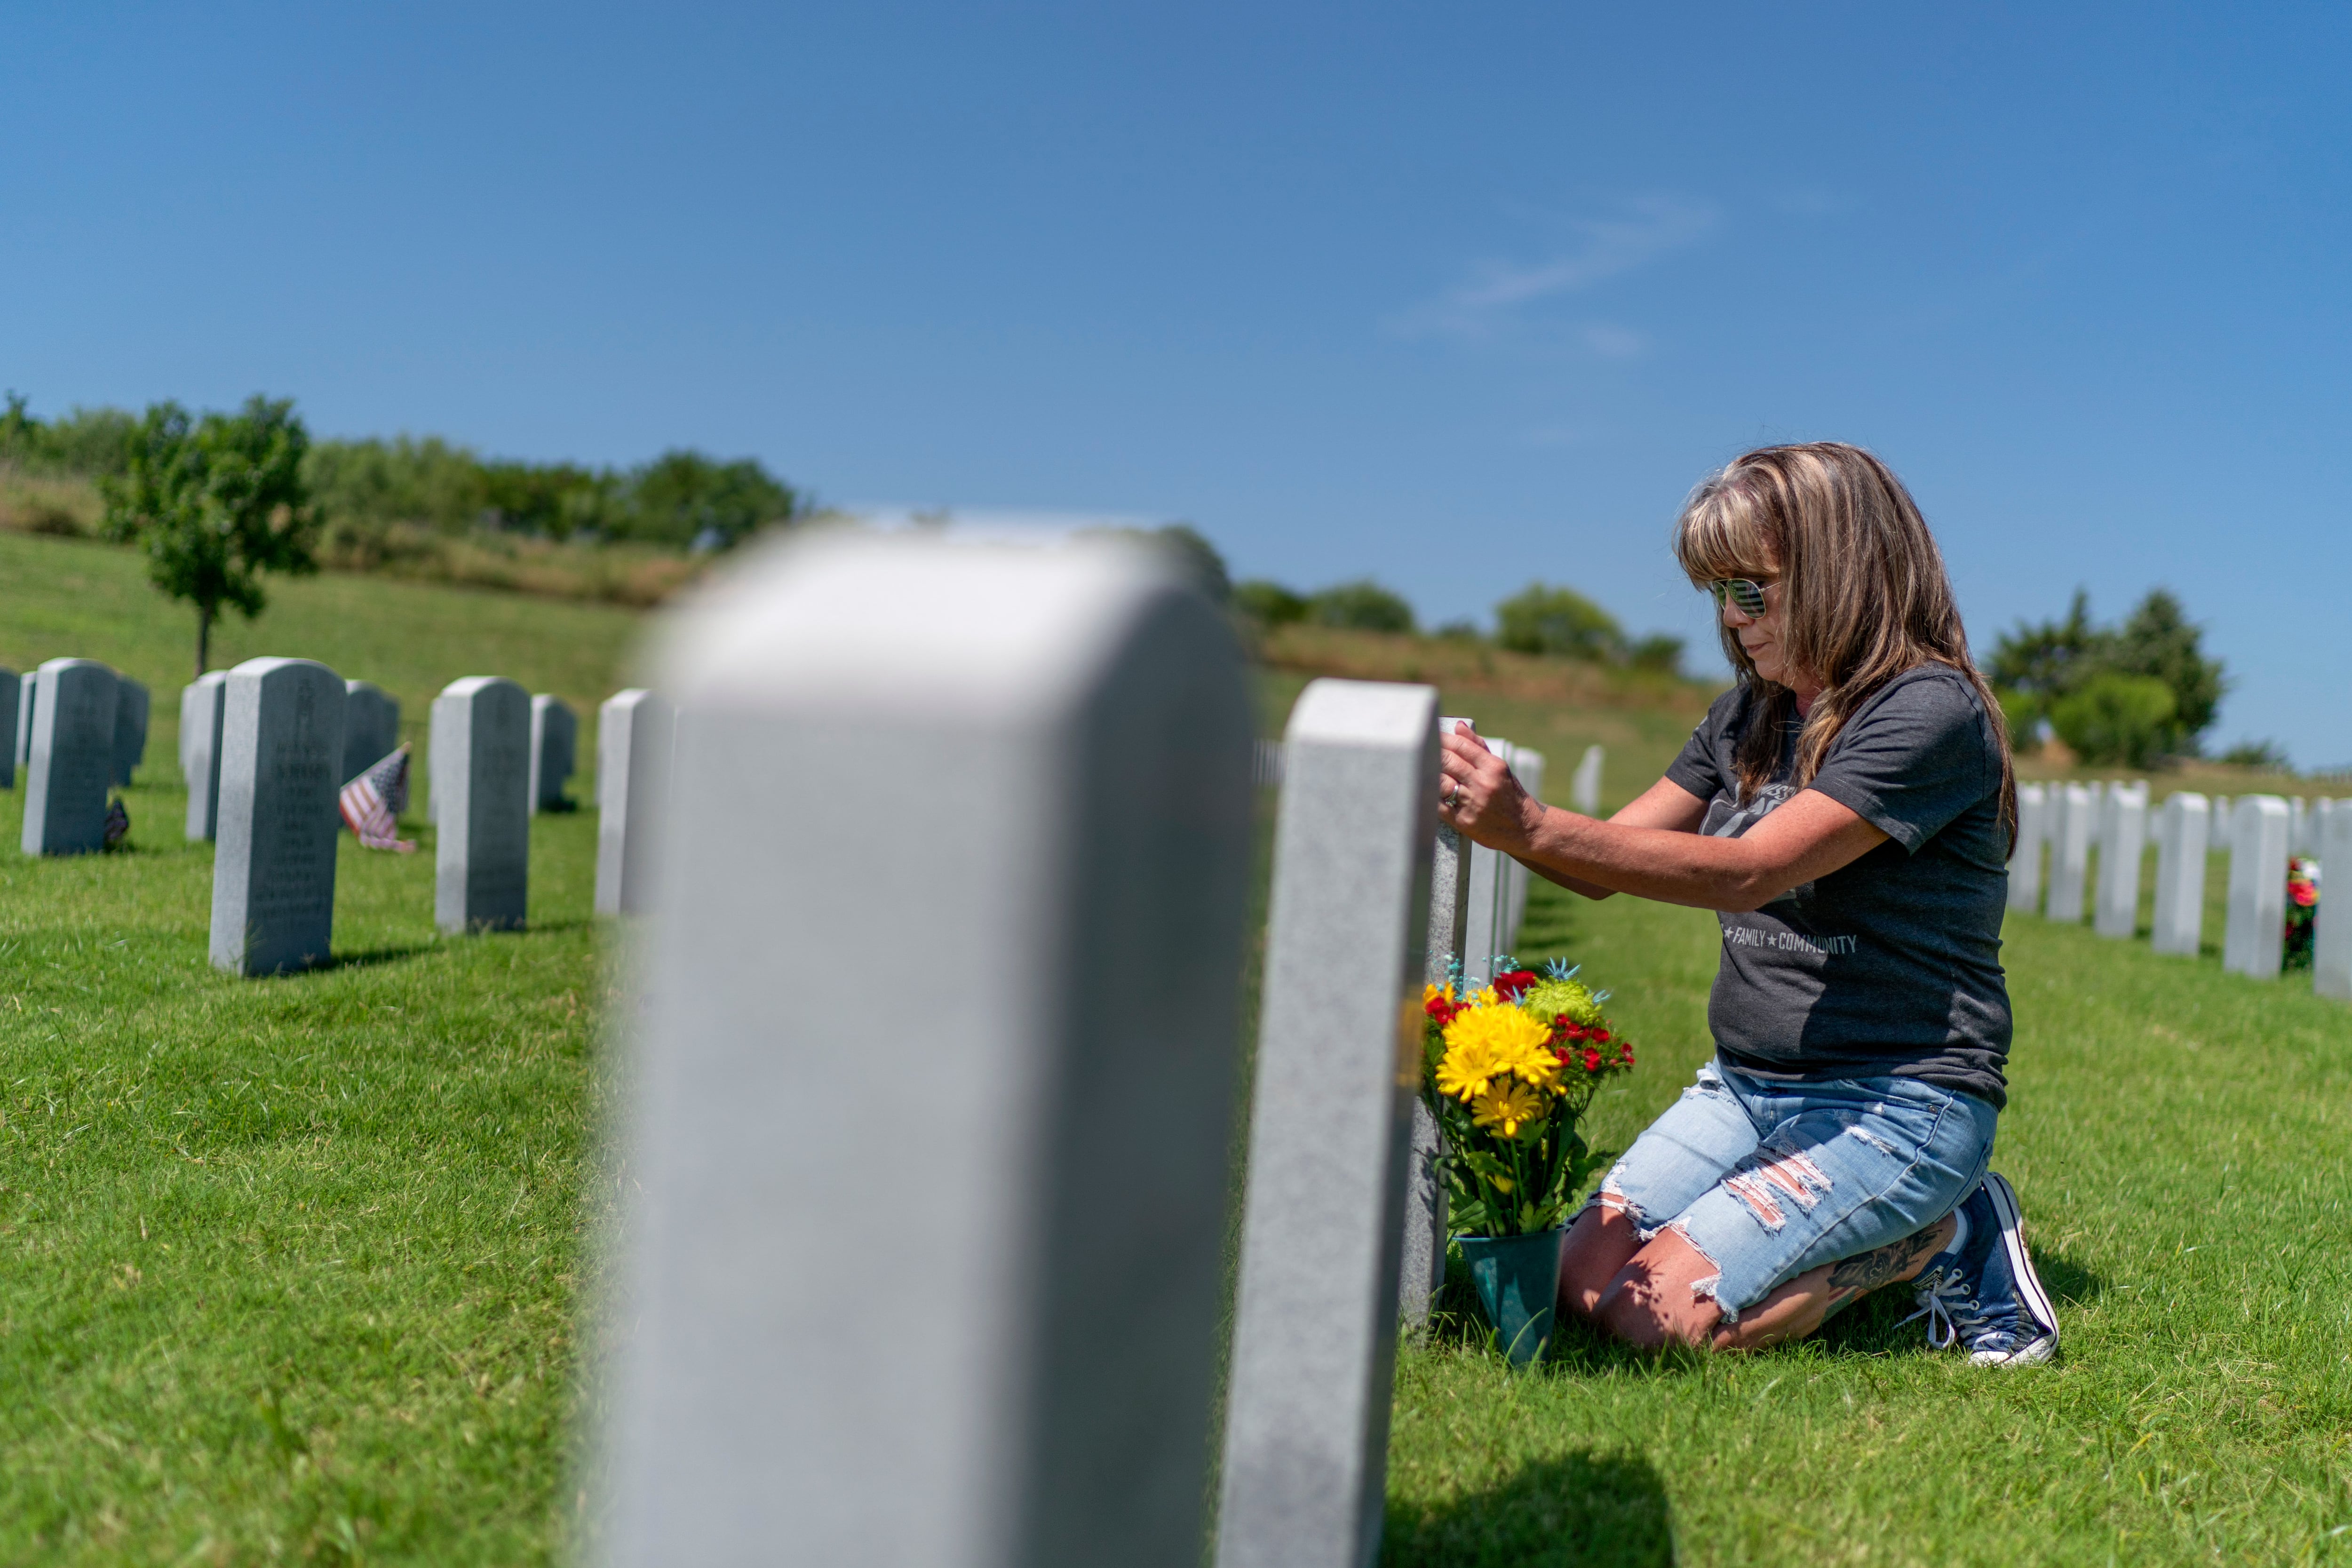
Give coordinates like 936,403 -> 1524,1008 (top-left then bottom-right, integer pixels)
340,744 -> 416,853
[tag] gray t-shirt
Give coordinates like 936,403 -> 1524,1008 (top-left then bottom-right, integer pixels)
1665,665 -> 2013,1108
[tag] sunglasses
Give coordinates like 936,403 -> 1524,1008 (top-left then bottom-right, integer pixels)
1704,577 -> 1776,617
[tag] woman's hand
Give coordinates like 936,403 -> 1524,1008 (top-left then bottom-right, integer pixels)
1437,722 -> 1540,851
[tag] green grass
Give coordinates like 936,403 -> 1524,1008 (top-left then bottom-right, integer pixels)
0,763 -> 600,1561
1383,880 -> 2352,1567
6,531 -> 2350,1563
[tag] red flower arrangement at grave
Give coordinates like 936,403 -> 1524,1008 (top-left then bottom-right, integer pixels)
1418,957 -> 1637,1237
2284,856 -> 2319,970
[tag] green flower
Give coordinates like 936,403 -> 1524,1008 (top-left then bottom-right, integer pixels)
1519,978 -> 1603,1028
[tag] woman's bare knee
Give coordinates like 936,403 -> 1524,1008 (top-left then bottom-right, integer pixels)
1593,1228 -> 1728,1348
1558,1205 -> 1642,1319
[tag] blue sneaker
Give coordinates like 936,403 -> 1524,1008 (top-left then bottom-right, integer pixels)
1903,1172 -> 2059,1367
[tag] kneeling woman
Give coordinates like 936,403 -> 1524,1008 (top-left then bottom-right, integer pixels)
1438,443 -> 2057,1365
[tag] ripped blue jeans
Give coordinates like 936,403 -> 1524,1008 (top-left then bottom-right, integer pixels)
1590,1056 -> 1998,1323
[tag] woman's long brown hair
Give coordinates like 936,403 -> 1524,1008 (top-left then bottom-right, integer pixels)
1672,442 -> 2016,848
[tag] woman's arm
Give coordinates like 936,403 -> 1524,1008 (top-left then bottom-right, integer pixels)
1440,727 -> 1890,914
1523,775 -> 1710,901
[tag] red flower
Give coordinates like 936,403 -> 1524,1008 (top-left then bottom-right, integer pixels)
2291,883 -> 2318,908
1493,970 -> 1539,1000
1582,1048 -> 1602,1072
1556,1018 -> 1586,1041
1618,1042 -> 1635,1066
1425,995 -> 1463,1025
1589,1029 -> 1610,1043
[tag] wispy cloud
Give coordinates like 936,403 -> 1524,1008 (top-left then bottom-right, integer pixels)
1391,194 -> 1720,348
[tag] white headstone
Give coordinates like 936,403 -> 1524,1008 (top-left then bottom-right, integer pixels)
110,677 -> 150,787
2222,796 -> 2291,979
208,659 -> 346,976
2006,783 -> 2047,914
341,680 -> 402,783
183,670 -> 230,841
2044,783 -> 2096,923
1218,678 -> 1436,1568
2149,792 -> 2210,957
528,694 -> 579,812
1459,732 -> 1512,982
21,659 -> 119,856
1570,744 -> 1603,816
1400,718 -> 1475,1331
1502,747 -> 1545,951
432,677 -> 532,932
2289,796 -> 2313,855
605,534 -> 1251,1568
2093,782 -> 2148,939
594,688 -> 672,916
0,667 -> 15,790
13,669 -> 36,772
2316,803 -> 2352,1000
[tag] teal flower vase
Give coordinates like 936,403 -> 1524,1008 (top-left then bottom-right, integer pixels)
1458,1227 -> 1564,1367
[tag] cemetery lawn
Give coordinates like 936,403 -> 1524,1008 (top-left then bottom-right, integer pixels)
1383,879 -> 2352,1568
0,777 -> 599,1563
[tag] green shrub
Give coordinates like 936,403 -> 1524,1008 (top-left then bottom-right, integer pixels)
1627,632 -> 1684,674
1234,579 -> 1307,626
1494,582 -> 1622,661
2219,739 -> 2291,771
2050,673 -> 2176,767
1306,578 -> 1416,633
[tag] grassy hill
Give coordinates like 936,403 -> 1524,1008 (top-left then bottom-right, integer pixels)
0,532 -> 644,794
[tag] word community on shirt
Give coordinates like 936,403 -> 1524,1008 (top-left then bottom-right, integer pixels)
1724,926 -> 1861,957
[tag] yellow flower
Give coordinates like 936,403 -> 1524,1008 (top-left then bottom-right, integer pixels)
1422,982 -> 1455,1005
1472,1081 -> 1548,1138
1437,999 -> 1559,1099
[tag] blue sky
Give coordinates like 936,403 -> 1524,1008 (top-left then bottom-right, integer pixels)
2,3 -> 2341,762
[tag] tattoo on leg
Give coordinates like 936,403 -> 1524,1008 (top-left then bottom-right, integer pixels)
1826,1223 -> 1948,1294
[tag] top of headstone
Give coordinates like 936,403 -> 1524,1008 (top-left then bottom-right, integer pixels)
37,656 -> 111,677
439,675 -> 527,700
1288,679 -> 1438,748
658,531 -> 1218,723
346,678 -> 386,695
228,656 -> 338,680
194,669 -> 230,689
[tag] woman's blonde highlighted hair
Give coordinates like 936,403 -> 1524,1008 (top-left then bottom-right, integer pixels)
1673,442 -> 2014,844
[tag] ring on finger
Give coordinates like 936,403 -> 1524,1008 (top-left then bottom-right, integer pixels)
1441,780 -> 1462,807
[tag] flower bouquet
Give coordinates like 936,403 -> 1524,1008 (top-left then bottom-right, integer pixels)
2285,856 -> 2319,970
1419,958 -> 1634,1362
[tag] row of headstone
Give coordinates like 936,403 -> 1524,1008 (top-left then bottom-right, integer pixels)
600,533 -> 1477,1567
2008,779 -> 2349,995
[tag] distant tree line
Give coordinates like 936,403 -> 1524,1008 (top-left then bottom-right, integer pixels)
1989,589 -> 2234,768
1234,574 -> 1685,675
1,393 -> 805,554
5,390 -> 809,673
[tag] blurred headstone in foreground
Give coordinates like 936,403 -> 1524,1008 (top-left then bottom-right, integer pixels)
604,532 -> 1252,1568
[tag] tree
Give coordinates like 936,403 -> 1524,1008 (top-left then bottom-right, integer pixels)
2106,589 -> 2225,747
1494,582 -> 1623,662
101,397 -> 319,676
621,450 -> 798,550
1989,588 -> 2227,758
1306,578 -> 1416,633
1627,632 -> 1685,674
1234,579 -> 1308,626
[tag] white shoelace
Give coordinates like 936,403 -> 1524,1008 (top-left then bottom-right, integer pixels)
1900,1270 -> 1990,1350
